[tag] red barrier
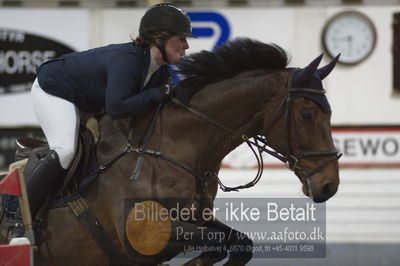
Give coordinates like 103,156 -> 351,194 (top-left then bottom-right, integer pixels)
0,167 -> 33,265
0,169 -> 22,196
0,244 -> 31,266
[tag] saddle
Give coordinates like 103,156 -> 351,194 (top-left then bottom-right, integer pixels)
15,125 -> 96,199
0,117 -> 104,243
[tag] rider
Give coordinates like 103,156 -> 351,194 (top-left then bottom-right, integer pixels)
10,3 -> 196,238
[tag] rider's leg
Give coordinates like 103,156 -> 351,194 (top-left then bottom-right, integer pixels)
25,151 -> 66,217
29,78 -> 80,215
31,78 -> 80,170
9,79 -> 79,239
8,152 -> 67,239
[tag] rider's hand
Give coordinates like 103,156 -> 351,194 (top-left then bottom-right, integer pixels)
159,83 -> 174,103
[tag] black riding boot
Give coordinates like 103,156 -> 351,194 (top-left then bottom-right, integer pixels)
26,150 -> 67,218
9,150 -> 66,239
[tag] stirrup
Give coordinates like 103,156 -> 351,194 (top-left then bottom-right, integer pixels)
8,224 -> 26,239
7,211 -> 26,239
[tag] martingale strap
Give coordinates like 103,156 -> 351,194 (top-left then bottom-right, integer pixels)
130,104 -> 164,180
68,197 -> 140,266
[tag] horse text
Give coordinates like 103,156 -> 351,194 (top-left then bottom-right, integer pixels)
0,50 -> 55,74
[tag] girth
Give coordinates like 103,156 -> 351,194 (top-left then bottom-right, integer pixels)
68,197 -> 141,266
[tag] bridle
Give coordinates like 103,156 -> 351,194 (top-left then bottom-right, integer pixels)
171,69 -> 342,192
258,69 -> 342,177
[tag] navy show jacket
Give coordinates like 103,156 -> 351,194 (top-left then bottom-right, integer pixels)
36,42 -> 169,119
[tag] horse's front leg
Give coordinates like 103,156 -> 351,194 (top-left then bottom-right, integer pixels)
172,221 -> 227,266
204,219 -> 253,266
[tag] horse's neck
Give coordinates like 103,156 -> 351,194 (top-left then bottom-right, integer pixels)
162,70 -> 288,170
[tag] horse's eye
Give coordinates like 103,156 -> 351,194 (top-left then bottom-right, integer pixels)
301,111 -> 314,121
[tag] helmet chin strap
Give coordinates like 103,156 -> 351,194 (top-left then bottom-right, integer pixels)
142,32 -> 169,64
154,39 -> 169,65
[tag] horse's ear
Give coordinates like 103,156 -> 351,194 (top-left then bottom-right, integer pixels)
294,54 -> 324,85
317,54 -> 340,80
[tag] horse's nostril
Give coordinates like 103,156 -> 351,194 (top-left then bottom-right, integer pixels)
322,182 -> 333,196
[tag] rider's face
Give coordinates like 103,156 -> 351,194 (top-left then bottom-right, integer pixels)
164,35 -> 189,65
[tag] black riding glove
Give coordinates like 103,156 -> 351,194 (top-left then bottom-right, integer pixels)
159,82 -> 175,103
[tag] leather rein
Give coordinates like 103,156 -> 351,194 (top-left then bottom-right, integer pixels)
92,69 -> 341,193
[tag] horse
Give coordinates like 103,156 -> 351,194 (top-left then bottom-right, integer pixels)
3,38 -> 340,266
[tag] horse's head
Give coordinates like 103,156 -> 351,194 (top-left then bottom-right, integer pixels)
263,54 -> 341,203
175,38 -> 341,202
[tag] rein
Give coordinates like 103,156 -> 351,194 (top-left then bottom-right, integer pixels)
86,69 -> 341,194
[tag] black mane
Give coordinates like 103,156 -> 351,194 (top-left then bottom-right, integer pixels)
175,37 -> 290,101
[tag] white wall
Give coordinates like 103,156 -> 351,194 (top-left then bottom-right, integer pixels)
218,168 -> 400,244
324,6 -> 400,126
0,5 -> 399,126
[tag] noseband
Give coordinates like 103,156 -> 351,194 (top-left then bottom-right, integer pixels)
172,69 -> 342,191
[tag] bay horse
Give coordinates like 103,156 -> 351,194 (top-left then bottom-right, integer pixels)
6,38 -> 341,266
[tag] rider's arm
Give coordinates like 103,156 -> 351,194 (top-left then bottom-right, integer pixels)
105,54 -> 163,119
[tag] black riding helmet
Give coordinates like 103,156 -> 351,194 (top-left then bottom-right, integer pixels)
139,3 -> 197,63
140,3 -> 196,38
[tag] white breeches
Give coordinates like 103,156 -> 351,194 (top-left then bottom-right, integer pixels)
31,79 -> 80,170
